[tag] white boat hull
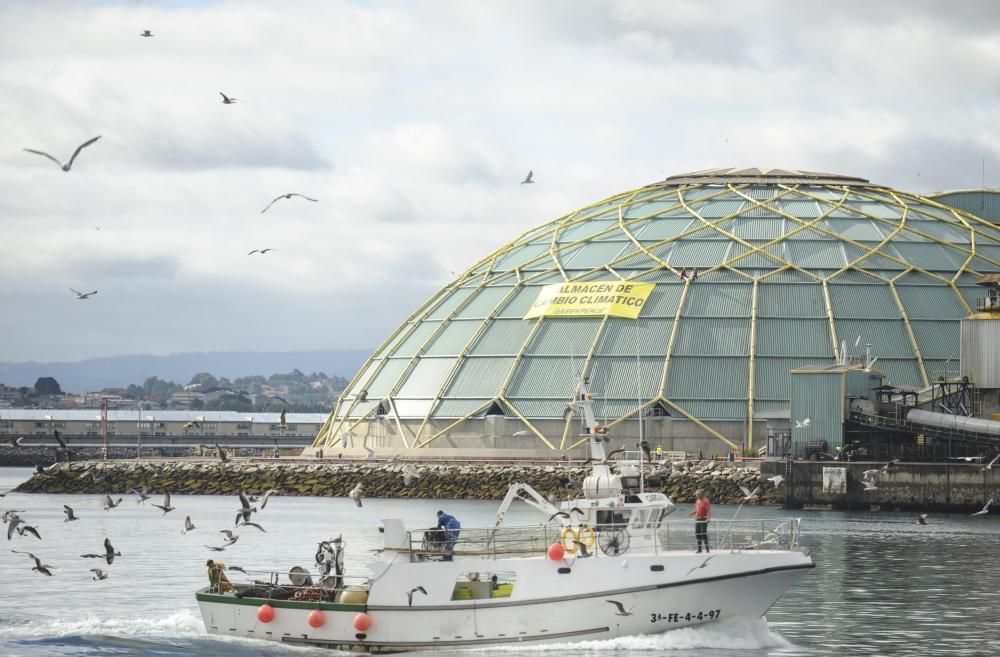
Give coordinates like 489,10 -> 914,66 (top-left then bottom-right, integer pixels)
198,550 -> 813,652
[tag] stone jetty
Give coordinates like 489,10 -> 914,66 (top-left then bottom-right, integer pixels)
13,458 -> 777,505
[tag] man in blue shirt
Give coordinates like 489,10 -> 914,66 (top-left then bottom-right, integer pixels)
436,510 -> 461,561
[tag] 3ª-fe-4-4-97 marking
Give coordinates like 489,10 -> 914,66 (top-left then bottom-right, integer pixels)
651,609 -> 722,623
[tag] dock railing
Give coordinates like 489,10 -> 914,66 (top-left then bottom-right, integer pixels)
406,517 -> 801,560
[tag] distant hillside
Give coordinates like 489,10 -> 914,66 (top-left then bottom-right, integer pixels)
0,350 -> 371,393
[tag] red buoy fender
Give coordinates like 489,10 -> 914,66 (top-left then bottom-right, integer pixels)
547,542 -> 565,561
257,604 -> 275,623
353,612 -> 372,631
308,609 -> 326,628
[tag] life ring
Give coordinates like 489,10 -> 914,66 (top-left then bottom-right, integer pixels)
560,524 -> 596,554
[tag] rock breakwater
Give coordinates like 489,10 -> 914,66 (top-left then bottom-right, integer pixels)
14,459 -> 778,505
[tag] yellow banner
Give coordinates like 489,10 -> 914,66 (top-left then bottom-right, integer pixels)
524,282 -> 655,319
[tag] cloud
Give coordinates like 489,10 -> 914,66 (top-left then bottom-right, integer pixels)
1,1 -> 999,363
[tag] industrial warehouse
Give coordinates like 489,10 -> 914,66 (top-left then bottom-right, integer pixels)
313,168 -> 1000,462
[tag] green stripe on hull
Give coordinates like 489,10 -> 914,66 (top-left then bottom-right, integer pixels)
196,589 -> 366,612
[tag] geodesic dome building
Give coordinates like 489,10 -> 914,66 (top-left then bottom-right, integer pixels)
315,168 -> 1000,454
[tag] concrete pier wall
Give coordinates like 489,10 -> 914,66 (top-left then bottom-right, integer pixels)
761,461 -> 1000,512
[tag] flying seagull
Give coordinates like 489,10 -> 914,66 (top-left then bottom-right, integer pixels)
227,565 -> 248,575
247,248 -> 274,255
63,504 -> 79,522
103,496 -> 123,511
406,585 -> 428,607
238,521 -> 266,532
81,538 -> 121,564
53,430 -> 67,449
215,444 -> 229,463
971,499 -> 994,517
91,568 -> 108,580
364,445 -> 376,460
132,486 -> 151,504
349,483 -> 364,508
861,479 -> 878,491
219,91 -> 238,104
6,436 -> 24,447
71,288 -> 98,300
23,136 -> 101,171
260,193 -> 318,214
140,30 -> 153,37
205,544 -> 227,552
738,485 -> 760,501
512,430 -> 530,437
767,474 -> 785,488
520,170 -> 534,184
259,489 -> 280,510
17,524 -> 41,540
182,516 -> 196,534
606,599 -> 634,616
7,516 -> 23,540
982,453 -> 1000,471
152,491 -> 175,514
794,417 -> 812,429
219,529 -> 239,545
684,554 -> 716,578
235,491 -> 257,525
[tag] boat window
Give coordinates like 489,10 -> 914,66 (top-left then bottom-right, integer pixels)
630,509 -> 650,529
595,509 -> 631,531
450,571 -> 516,601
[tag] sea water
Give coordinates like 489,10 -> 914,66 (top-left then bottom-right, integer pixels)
1,467 -> 998,657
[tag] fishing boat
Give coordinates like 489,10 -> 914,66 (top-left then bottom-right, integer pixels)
196,376 -> 814,652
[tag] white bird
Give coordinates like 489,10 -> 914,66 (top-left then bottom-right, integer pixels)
512,430 -> 531,437
917,514 -> 928,525
219,530 -> 239,545
982,453 -> 1000,471
71,288 -> 97,300
182,515 -> 195,534
520,170 -> 534,184
63,504 -> 79,522
259,489 -> 280,510
349,483 -> 364,508
971,499 -> 994,517
91,568 -> 108,580
23,136 -> 101,171
363,446 -> 375,460
861,479 -> 878,491
767,474 -> 784,488
794,417 -> 812,429
862,469 -> 880,480
738,485 -> 759,501
406,585 -> 427,607
605,599 -> 634,616
684,555 -> 715,577
260,193 -> 318,214
219,91 -> 239,104
103,496 -> 123,511
140,30 -> 153,37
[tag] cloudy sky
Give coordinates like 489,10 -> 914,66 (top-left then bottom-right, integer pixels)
2,0 -> 999,363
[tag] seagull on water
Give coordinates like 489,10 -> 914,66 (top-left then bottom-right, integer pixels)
520,170 -> 534,185
23,136 -> 101,171
70,288 -> 97,300
406,586 -> 427,607
917,514 -> 928,525
349,483 -> 364,508
971,499 -> 994,517
219,91 -> 239,104
260,193 -> 318,214
606,599 -> 634,616
91,568 -> 108,580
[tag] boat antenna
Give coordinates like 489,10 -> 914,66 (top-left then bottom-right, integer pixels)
636,353 -> 645,494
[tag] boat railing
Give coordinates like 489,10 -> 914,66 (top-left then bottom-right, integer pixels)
204,566 -> 373,602
406,517 -> 801,560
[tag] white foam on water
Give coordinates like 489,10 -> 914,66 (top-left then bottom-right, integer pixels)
0,609 -> 205,641
492,617 -> 791,652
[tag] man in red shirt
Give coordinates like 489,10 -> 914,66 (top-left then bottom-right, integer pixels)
688,489 -> 711,553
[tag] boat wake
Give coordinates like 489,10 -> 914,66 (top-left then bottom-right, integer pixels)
474,617 -> 790,654
0,610 -> 330,656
